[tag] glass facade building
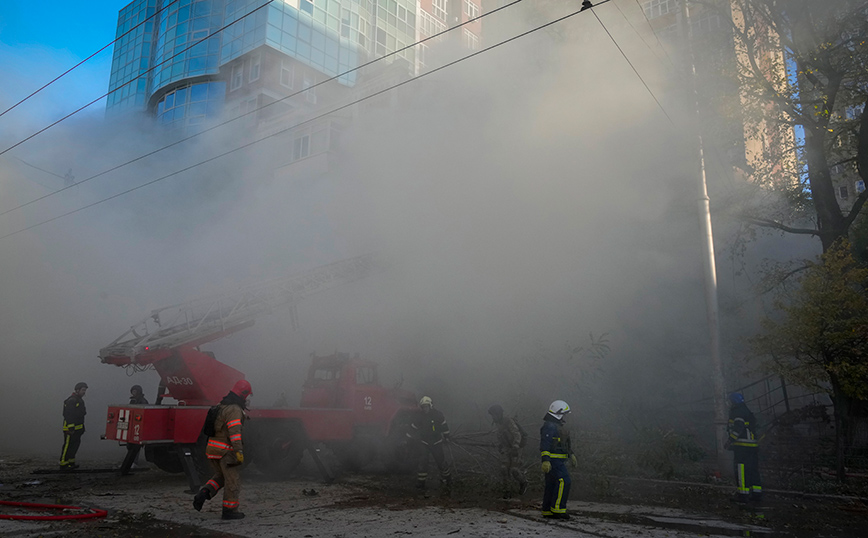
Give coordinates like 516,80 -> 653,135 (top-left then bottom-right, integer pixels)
107,0 -> 418,128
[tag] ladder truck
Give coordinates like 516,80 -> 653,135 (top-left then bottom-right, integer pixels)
99,254 -> 418,490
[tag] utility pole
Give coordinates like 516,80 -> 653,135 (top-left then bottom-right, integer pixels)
683,0 -> 729,473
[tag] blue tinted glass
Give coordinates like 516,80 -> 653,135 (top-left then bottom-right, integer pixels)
165,93 -> 175,108
190,102 -> 207,116
193,0 -> 211,17
178,6 -> 190,21
300,0 -> 313,15
176,87 -> 188,104
190,84 -> 207,102
174,105 -> 185,119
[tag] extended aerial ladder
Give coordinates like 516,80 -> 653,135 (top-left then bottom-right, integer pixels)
100,253 -> 376,406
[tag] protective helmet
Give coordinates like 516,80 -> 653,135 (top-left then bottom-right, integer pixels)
131,384 -> 143,394
419,396 -> 433,407
729,392 -> 744,405
231,379 -> 253,399
487,404 -> 504,418
547,400 -> 570,420
74,382 -> 88,391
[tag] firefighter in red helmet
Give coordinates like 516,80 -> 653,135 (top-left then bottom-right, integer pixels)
193,379 -> 252,520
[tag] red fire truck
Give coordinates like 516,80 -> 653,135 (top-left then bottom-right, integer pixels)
100,255 -> 417,489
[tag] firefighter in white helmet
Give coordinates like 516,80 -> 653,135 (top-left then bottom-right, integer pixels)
407,396 -> 452,491
539,400 -> 577,519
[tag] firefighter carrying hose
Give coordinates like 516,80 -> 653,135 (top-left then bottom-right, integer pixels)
408,396 -> 452,491
192,379 -> 252,520
726,392 -> 762,503
59,382 -> 88,469
540,400 -> 576,519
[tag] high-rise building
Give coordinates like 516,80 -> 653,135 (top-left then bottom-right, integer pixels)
106,0 -> 419,130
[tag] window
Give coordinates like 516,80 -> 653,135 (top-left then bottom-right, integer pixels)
839,185 -> 849,199
356,367 -> 375,385
432,0 -> 447,21
419,11 -> 447,39
462,28 -> 479,50
303,75 -> 317,104
230,62 -> 243,91
464,0 -> 479,19
690,10 -> 721,33
293,135 -> 310,160
280,60 -> 294,89
313,369 -> 334,380
643,0 -> 679,19
249,52 -> 261,82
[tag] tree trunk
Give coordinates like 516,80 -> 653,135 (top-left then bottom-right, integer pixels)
829,372 -> 850,482
803,126 -> 846,252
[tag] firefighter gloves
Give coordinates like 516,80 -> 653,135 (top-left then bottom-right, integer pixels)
235,451 -> 244,465
541,461 -> 552,474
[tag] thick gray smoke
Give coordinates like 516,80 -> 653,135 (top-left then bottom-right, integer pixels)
0,1 -> 816,460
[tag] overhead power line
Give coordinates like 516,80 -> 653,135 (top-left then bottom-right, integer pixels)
0,0 -> 613,242
0,0 -> 180,119
0,0 -> 525,219
0,0 -> 276,158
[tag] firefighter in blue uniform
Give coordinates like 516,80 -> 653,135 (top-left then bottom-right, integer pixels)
540,400 -> 577,519
408,396 -> 452,491
727,392 -> 762,502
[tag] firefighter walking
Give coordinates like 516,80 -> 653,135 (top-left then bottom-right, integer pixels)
540,400 -> 576,519
408,396 -> 452,491
192,380 -> 252,520
488,404 -> 528,498
59,382 -> 88,469
727,392 -> 762,503
121,385 -> 149,474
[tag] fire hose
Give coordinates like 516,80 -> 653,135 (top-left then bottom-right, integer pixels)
0,500 -> 108,521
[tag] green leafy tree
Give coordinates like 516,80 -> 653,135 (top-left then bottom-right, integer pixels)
751,242 -> 868,479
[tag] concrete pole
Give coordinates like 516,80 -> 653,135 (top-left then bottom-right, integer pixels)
683,1 -> 729,473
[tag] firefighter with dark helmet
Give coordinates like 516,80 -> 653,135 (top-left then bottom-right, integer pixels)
193,379 -> 252,520
540,400 -> 577,519
59,382 -> 88,469
727,392 -> 762,503
407,396 -> 452,491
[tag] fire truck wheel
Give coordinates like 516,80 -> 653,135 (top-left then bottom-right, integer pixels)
253,423 -> 305,479
145,446 -> 184,474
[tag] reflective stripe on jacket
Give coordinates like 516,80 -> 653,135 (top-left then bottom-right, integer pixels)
62,394 -> 86,432
540,416 -> 571,462
205,404 -> 245,459
728,402 -> 759,448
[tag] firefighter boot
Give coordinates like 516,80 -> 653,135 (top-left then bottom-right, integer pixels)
222,508 -> 246,520
192,489 -> 211,511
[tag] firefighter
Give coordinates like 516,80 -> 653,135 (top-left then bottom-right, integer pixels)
122,385 -> 149,473
407,396 -> 452,491
59,382 -> 88,469
726,392 -> 762,503
192,379 -> 252,520
129,385 -> 148,405
540,400 -> 577,519
488,404 -> 528,498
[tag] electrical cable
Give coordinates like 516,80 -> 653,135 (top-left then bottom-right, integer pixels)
0,0 -> 180,119
590,7 -> 675,125
11,156 -> 66,180
0,0 -> 525,219
0,0 -> 614,242
0,0 -> 276,157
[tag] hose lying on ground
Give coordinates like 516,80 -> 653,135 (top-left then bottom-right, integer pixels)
0,500 -> 108,520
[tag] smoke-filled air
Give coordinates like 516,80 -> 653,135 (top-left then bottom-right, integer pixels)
4,3 -> 861,534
